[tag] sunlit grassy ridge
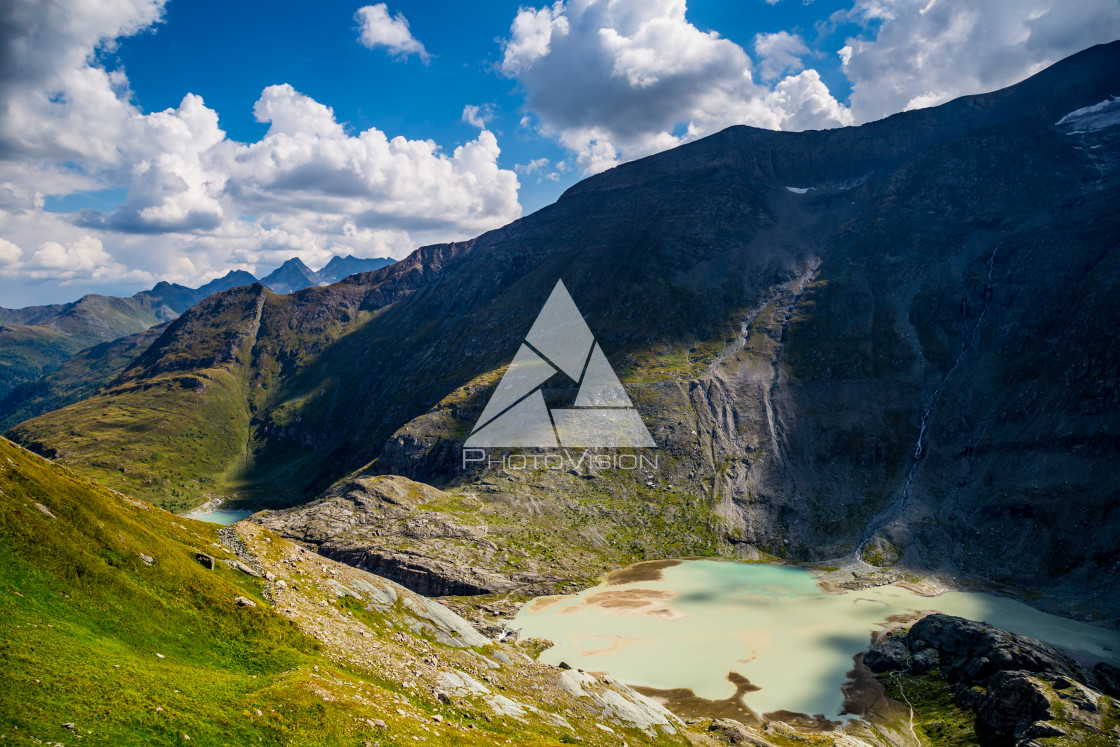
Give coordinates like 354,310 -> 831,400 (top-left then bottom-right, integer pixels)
0,294 -> 175,403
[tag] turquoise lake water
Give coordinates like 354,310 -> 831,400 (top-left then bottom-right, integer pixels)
514,560 -> 1120,721
183,508 -> 252,525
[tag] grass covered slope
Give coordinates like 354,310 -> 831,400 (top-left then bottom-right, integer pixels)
0,437 -> 323,745
0,437 -> 699,747
0,271 -> 261,406
6,282 -> 386,513
6,286 -> 271,513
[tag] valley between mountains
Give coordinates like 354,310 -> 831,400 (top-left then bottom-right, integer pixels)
2,40 -> 1119,747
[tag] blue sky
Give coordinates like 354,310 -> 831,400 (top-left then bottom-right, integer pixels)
1,0 -> 1118,306
97,0 -> 857,214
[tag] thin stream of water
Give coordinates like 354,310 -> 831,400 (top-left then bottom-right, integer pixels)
857,241 -> 1002,559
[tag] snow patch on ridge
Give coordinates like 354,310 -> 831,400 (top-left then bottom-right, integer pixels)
1057,96 -> 1120,133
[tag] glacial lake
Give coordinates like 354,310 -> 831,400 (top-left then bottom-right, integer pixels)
514,560 -> 1120,722
183,507 -> 252,525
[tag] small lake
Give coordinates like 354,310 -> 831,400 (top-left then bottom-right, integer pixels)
183,507 -> 252,525
514,560 -> 1120,722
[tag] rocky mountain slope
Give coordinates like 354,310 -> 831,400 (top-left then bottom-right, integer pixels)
251,473 -> 613,598
0,435 -> 709,746
258,258 -> 321,295
316,254 -> 396,284
8,42 -> 1120,616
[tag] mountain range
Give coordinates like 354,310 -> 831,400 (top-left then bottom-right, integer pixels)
7,41 -> 1118,626
3,39 -> 1120,747
0,255 -> 395,421
258,255 -> 395,294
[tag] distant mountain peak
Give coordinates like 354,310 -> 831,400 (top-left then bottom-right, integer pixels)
316,254 -> 395,285
259,257 -> 321,295
257,254 -> 397,293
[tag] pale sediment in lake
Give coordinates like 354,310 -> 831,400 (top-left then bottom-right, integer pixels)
514,560 -> 1120,723
604,559 -> 682,585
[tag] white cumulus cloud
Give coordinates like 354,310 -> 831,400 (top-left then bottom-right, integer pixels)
19,234 -> 151,284
838,0 -> 1120,122
0,238 -> 22,265
355,4 -> 430,63
500,0 -> 852,174
0,0 -> 167,164
462,104 -> 495,129
0,0 -> 521,302
221,84 -> 521,234
754,31 -> 810,82
78,93 -> 228,234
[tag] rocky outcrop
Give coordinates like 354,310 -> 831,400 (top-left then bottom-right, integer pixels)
323,546 -> 511,597
869,613 -> 1087,682
865,614 -> 1119,745
251,475 -> 526,596
1093,661 -> 1120,698
707,718 -> 776,745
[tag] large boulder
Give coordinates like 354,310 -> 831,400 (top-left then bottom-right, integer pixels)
863,614 -> 1118,746
904,614 -> 1082,683
976,671 -> 1053,736
863,633 -> 912,673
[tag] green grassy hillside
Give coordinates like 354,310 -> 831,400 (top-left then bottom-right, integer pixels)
0,271 -> 259,408
0,439 -> 332,745
0,437 -> 700,746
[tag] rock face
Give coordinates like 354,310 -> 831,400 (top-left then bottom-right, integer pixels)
252,475 -> 527,596
258,258 -> 321,295
865,614 -> 1119,745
